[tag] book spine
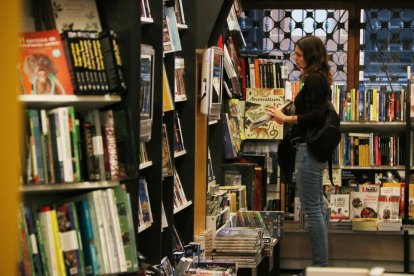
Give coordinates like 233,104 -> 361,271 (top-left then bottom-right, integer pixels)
74,199 -> 99,275
100,110 -> 120,181
98,190 -> 118,273
88,191 -> 110,274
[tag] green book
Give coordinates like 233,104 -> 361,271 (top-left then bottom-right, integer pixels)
113,186 -> 138,272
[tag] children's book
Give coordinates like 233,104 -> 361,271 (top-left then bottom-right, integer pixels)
244,88 -> 284,139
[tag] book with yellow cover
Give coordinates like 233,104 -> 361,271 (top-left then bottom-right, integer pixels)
162,63 -> 174,112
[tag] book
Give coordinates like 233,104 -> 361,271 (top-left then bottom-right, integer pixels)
42,0 -> 102,33
377,193 -> 400,220
22,206 -> 44,275
329,194 -> 350,221
74,198 -> 99,275
351,218 -> 379,231
19,30 -> 74,95
140,44 -> 155,142
174,0 -> 186,25
161,124 -> 174,177
100,110 -> 120,181
222,163 -> 256,210
163,62 -> 174,112
173,113 -> 185,153
350,191 -> 379,219
174,56 -> 187,100
160,256 -> 174,276
103,189 -> 128,273
200,46 -> 224,120
244,88 -> 284,139
26,109 -> 46,184
383,182 -> 405,218
55,202 -> 85,275
409,184 -> 414,220
163,5 -> 182,53
138,178 -> 153,225
18,205 -> 35,276
48,107 -> 74,183
38,207 -> 66,275
99,30 -> 127,94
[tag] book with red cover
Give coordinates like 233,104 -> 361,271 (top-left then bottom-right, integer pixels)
19,30 -> 74,95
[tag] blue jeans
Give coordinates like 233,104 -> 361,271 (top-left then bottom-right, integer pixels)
295,143 -> 328,267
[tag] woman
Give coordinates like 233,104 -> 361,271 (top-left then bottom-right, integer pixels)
266,35 -> 332,267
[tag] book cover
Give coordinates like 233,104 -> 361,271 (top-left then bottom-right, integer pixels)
19,30 -> 74,95
383,182 -> 405,218
140,44 -> 154,141
377,194 -> 400,220
138,178 -> 153,224
99,30 -> 127,94
329,194 -> 350,221
44,0 -> 102,32
244,88 -> 284,139
350,191 -> 379,219
163,5 -> 182,53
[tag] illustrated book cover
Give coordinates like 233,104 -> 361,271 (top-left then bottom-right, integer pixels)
19,30 -> 74,95
329,193 -> 350,221
244,88 -> 284,139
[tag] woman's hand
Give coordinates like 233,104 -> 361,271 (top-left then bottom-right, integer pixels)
265,105 -> 288,124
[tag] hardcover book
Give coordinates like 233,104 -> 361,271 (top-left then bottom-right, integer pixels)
19,30 -> 74,95
244,88 -> 284,139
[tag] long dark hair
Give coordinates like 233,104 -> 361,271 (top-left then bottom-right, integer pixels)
295,35 -> 333,85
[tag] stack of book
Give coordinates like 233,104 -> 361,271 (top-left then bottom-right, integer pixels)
377,219 -> 402,231
213,227 -> 263,268
351,218 -> 379,231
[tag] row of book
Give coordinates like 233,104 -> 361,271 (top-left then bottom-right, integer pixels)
141,0 -> 187,27
334,86 -> 406,122
338,132 -> 406,167
23,107 -> 123,185
327,182 -> 414,223
18,186 -> 138,276
19,29 -> 126,96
